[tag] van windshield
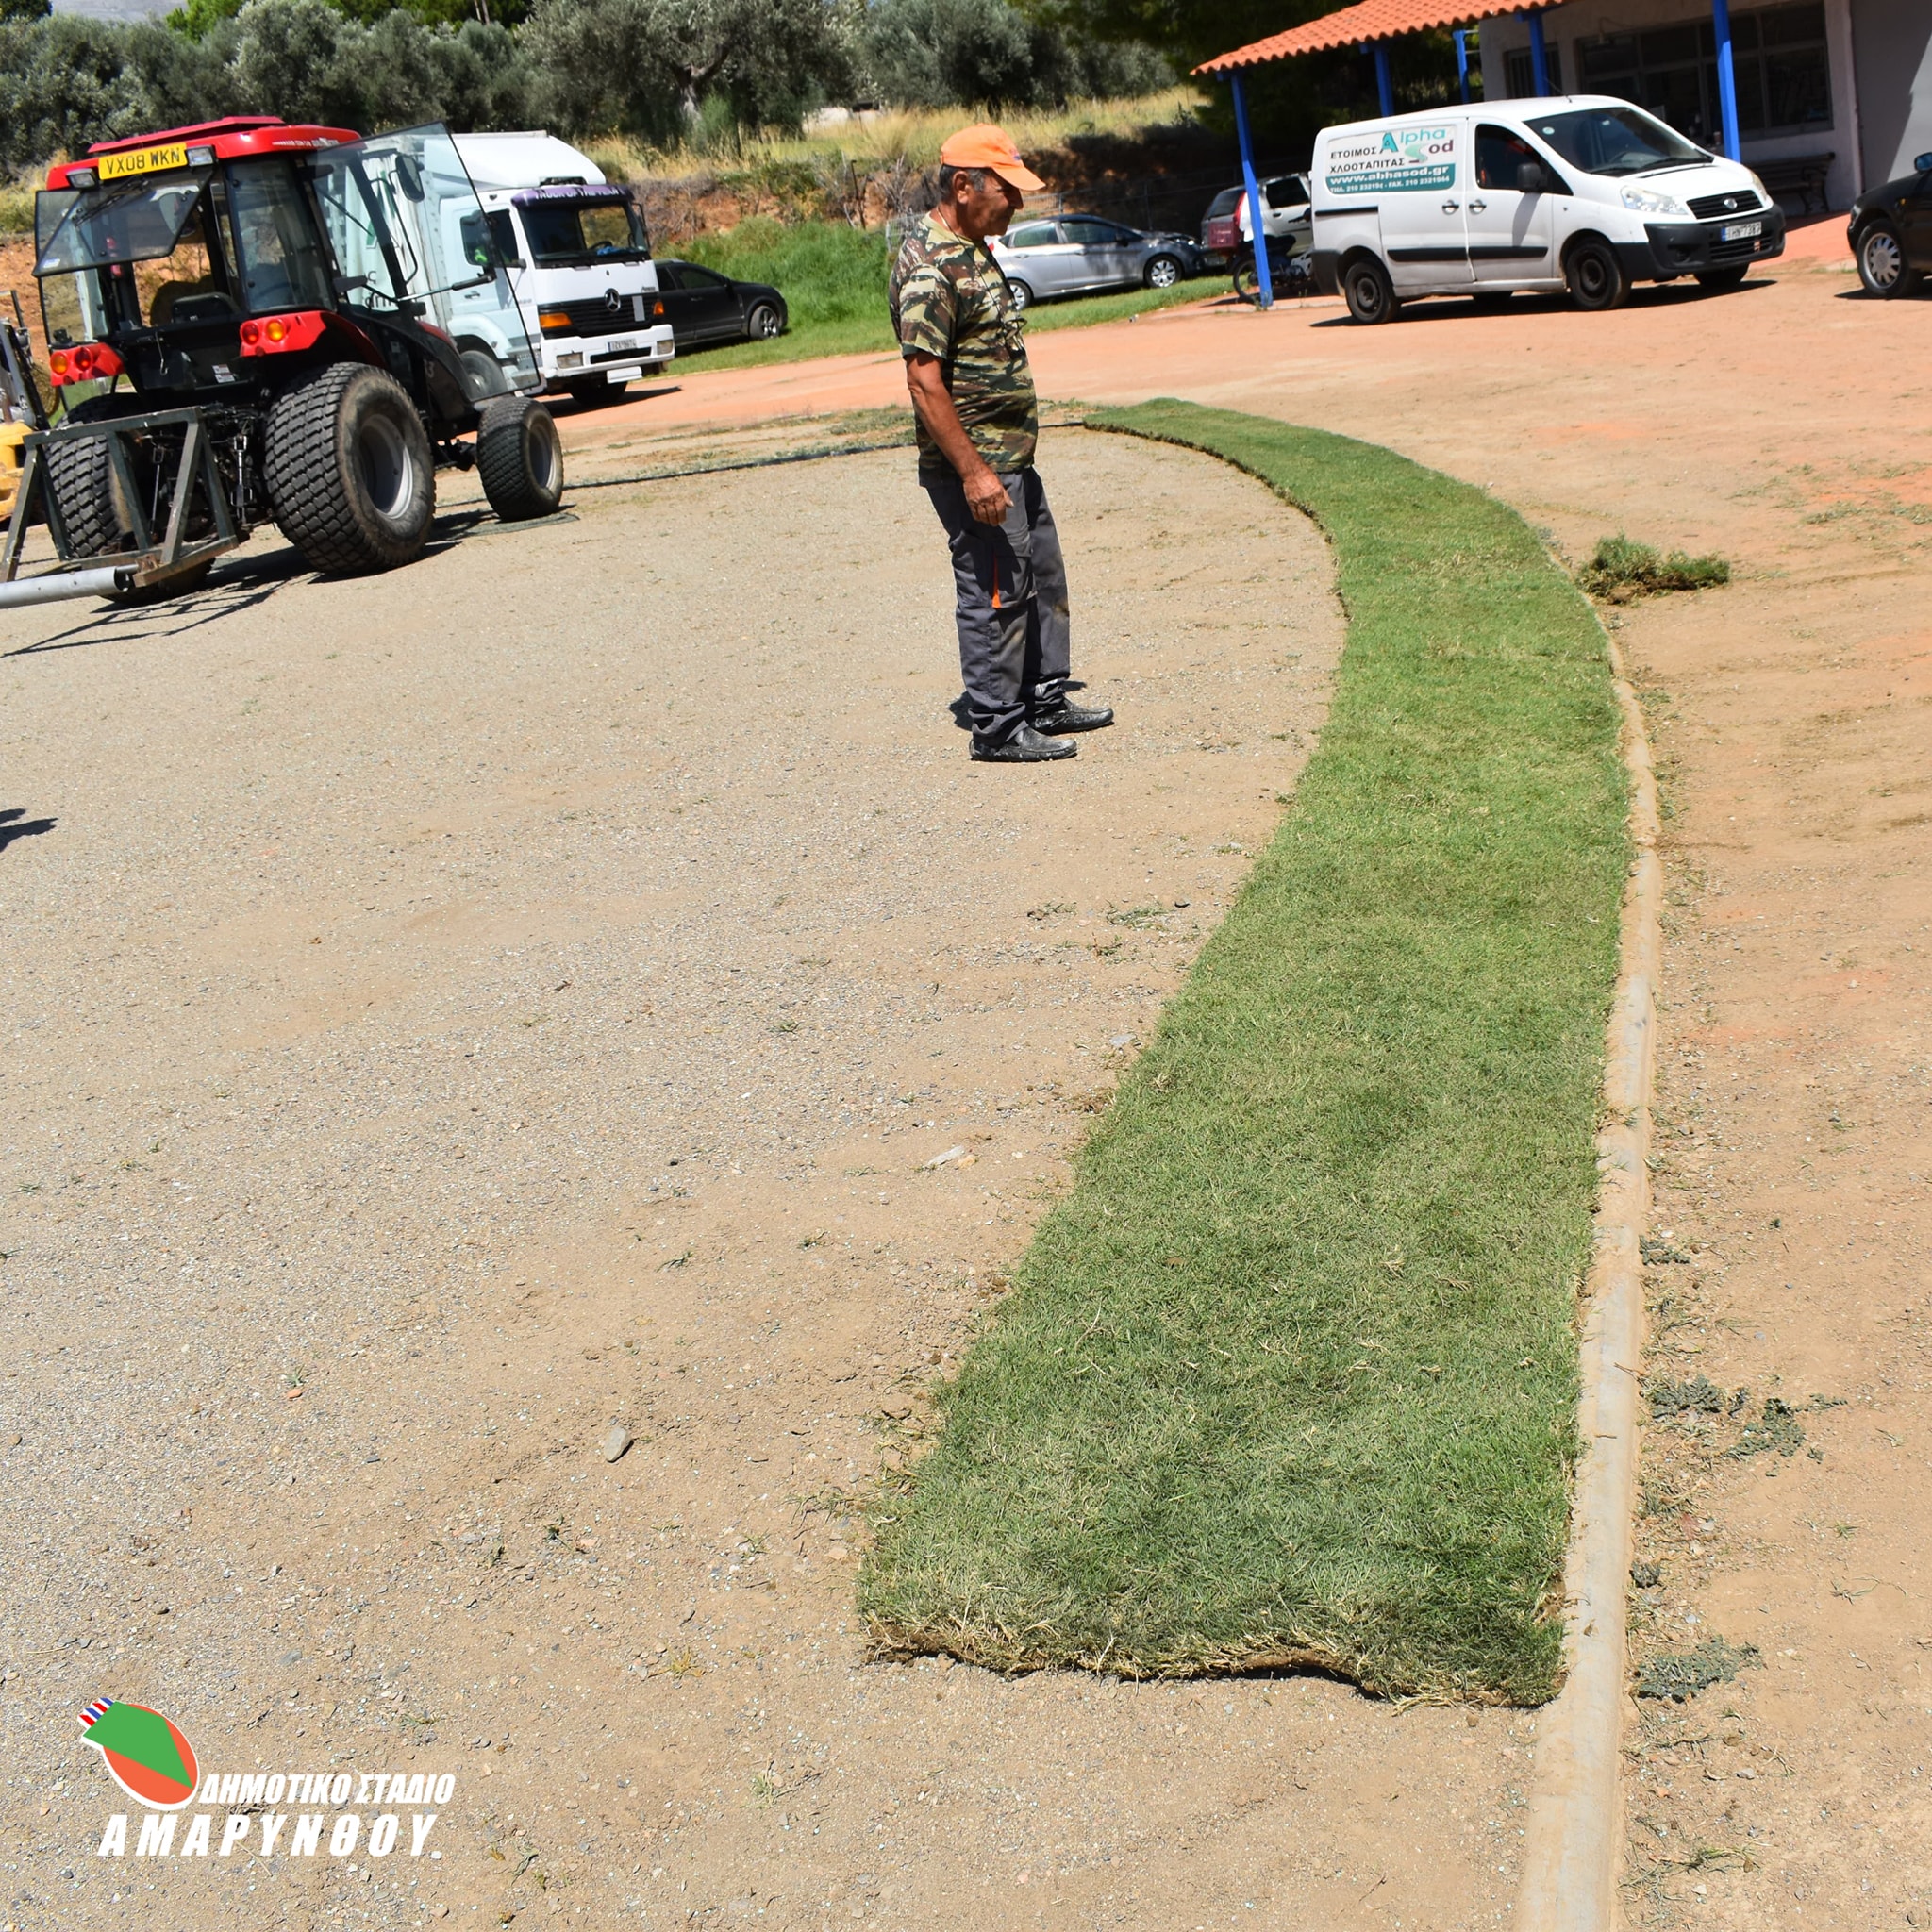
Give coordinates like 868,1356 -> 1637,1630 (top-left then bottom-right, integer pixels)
511,192 -> 649,265
1526,106 -> 1707,177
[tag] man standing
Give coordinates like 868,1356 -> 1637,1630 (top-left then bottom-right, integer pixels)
890,125 -> 1114,763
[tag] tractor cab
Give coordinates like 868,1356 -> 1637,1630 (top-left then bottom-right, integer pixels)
4,117 -> 562,608
35,119 -> 538,425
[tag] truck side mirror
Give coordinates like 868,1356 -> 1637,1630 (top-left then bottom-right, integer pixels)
1516,161 -> 1551,194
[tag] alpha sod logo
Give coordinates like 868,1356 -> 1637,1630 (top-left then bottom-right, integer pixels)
78,1698 -> 198,1810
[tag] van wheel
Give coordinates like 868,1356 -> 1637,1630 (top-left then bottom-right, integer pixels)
1342,257 -> 1398,325
1565,237 -> 1630,311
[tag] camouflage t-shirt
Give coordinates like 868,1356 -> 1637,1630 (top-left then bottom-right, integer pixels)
889,210 -> 1038,478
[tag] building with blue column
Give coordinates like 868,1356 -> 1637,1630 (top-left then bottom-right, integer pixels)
1199,0 -> 1929,215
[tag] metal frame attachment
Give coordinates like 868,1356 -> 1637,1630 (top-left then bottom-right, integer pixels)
0,407 -> 243,607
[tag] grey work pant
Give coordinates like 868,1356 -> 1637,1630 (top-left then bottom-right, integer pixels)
924,466 -> 1070,748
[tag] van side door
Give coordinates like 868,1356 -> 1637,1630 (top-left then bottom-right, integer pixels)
1467,124 -> 1562,284
1374,119 -> 1472,291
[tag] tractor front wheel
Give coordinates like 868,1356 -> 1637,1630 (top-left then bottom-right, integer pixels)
265,362 -> 434,575
476,396 -> 564,522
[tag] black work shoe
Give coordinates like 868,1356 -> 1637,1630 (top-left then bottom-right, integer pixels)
972,724 -> 1077,763
1032,698 -> 1114,733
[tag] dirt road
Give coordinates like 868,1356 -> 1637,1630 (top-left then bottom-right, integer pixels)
2,428 -> 1550,1928
6,223 -> 1924,1929
561,234 -> 1932,1925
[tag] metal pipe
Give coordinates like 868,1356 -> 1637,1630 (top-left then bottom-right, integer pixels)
1373,41 -> 1395,115
0,564 -> 133,608
1527,10 -> 1550,94
1710,0 -> 1742,160
1455,29 -> 1473,103
1229,72 -> 1274,311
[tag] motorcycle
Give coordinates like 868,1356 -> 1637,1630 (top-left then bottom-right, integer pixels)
1232,240 -> 1317,304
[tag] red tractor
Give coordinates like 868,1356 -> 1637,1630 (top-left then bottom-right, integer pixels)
0,117 -> 563,608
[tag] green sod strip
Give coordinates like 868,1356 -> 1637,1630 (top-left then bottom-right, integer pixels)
859,403 -> 1629,1702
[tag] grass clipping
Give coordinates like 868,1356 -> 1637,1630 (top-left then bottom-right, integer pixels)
1576,533 -> 1730,602
860,404 -> 1629,1703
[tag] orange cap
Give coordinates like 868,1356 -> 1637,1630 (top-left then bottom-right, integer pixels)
939,124 -> 1044,192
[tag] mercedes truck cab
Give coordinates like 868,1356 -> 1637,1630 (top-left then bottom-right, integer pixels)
450,132 -> 674,407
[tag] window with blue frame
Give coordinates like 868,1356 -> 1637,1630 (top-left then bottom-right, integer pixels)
1575,2 -> 1830,146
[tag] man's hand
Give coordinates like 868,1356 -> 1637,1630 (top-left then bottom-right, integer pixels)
906,352 -> 1010,525
960,458 -> 1009,525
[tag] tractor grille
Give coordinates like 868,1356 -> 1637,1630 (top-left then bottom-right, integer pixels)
1687,189 -> 1762,221
540,293 -> 655,337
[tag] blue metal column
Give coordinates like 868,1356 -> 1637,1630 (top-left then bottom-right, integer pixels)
1373,41 -> 1395,115
1710,0 -> 1742,158
1229,71 -> 1274,310
1526,9 -> 1550,93
1454,28 -> 1472,103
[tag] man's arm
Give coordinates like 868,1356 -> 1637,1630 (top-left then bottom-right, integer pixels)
906,352 -> 1008,525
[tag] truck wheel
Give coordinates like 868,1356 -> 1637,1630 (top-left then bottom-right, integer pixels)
1342,256 -> 1399,324
1565,237 -> 1630,310
563,378 -> 628,409
477,396 -> 563,521
265,362 -> 434,575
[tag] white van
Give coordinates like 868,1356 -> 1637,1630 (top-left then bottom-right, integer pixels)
448,132 -> 674,405
1309,96 -> 1786,323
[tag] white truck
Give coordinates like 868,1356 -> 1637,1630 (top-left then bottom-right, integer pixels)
448,132 -> 674,407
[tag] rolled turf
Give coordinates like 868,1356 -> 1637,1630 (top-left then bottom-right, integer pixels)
858,403 -> 1629,1703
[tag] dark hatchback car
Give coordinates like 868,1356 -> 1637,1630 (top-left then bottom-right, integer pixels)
1849,153 -> 1932,296
654,260 -> 788,347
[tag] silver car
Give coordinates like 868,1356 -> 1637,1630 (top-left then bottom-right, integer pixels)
989,215 -> 1201,311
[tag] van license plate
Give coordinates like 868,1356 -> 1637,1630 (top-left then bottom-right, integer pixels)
607,336 -> 637,352
1720,220 -> 1762,241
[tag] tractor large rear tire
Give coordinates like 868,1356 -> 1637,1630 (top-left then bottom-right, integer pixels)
265,362 -> 434,575
43,415 -> 131,562
477,395 -> 563,522
42,408 -> 214,601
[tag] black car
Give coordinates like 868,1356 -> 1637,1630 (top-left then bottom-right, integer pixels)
1848,152 -> 1932,296
653,260 -> 788,348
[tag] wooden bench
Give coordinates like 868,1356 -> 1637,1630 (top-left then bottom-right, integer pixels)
1754,152 -> 1835,214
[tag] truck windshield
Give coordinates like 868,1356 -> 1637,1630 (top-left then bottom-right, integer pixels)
1525,106 -> 1707,177
35,169 -> 214,275
511,192 -> 649,265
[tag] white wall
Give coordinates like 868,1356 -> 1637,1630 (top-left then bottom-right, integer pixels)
1478,0 -> 1862,208
1850,0 -> 1932,188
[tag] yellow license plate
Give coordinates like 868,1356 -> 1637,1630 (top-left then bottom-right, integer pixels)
97,143 -> 190,182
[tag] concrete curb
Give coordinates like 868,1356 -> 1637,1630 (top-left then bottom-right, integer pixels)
1517,634 -> 1661,1930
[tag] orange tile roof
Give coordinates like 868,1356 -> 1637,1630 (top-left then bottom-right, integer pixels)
1196,0 -> 1526,73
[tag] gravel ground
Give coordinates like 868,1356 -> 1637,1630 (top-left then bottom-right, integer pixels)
1,427 -> 1533,1929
